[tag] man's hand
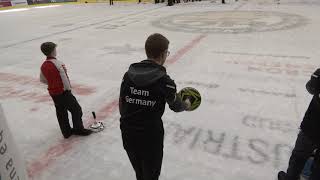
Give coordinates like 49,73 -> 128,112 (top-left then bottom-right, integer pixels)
184,98 -> 192,111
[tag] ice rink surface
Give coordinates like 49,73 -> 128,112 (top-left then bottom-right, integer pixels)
1,0 -> 320,179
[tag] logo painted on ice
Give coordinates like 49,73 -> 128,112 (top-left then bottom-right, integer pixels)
152,11 -> 308,34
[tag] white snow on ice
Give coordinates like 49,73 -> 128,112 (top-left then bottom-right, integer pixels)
1,0 -> 319,179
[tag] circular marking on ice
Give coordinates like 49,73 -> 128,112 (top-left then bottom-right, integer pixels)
152,11 -> 308,34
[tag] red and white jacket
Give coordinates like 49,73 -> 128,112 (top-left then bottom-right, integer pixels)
40,57 -> 72,96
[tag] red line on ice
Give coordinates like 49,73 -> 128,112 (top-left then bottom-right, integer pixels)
166,34 -> 207,64
27,99 -> 119,179
0,72 -> 96,103
26,34 -> 207,179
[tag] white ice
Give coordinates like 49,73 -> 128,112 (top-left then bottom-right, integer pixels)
0,0 -> 319,179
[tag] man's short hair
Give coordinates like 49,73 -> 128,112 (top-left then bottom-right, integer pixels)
145,33 -> 169,59
41,42 -> 57,56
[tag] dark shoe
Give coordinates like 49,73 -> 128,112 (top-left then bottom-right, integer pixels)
73,128 -> 93,136
278,171 -> 287,180
63,132 -> 72,139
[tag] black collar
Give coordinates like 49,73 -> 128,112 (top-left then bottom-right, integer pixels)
46,57 -> 56,60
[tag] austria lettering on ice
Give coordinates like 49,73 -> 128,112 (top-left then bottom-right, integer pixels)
125,87 -> 156,107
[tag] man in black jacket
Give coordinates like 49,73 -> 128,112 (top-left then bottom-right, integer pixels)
119,33 -> 190,180
278,69 -> 320,180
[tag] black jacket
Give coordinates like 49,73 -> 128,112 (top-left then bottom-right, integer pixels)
301,69 -> 320,145
119,60 -> 186,148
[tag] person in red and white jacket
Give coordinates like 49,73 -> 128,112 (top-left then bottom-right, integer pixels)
40,42 -> 92,138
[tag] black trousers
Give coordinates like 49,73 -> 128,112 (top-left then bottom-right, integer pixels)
51,91 -> 84,138
286,131 -> 320,180
122,131 -> 164,180
125,147 -> 163,180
